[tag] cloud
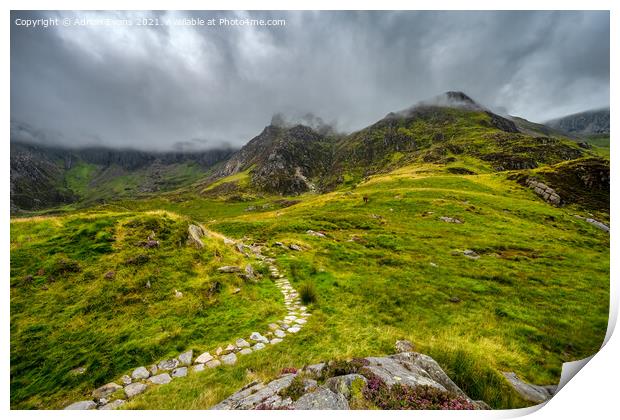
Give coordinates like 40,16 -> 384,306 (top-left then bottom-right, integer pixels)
10,10 -> 609,150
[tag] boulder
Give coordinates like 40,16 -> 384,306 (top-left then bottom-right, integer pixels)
172,367 -> 188,378
304,363 -> 326,378
187,224 -> 206,248
221,353 -> 238,365
362,356 -> 447,390
124,382 -> 147,398
463,249 -> 480,259
99,399 -> 125,410
148,373 -> 172,385
324,374 -> 367,399
293,388 -> 349,410
64,400 -> 97,410
502,372 -> 556,404
211,374 -> 297,409
195,352 -> 214,364
178,350 -> 193,366
92,383 -> 122,399
131,366 -> 150,380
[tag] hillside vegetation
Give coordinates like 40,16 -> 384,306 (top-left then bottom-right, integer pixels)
10,95 -> 610,410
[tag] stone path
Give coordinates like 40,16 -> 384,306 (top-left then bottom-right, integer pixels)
64,232 -> 310,410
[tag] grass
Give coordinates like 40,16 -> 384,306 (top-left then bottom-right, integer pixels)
10,210 -> 286,409
10,156 -> 609,410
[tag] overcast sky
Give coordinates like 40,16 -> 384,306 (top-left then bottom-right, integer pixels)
11,10 -> 609,151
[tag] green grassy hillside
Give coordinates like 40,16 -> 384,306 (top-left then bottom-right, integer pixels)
10,211 -> 283,409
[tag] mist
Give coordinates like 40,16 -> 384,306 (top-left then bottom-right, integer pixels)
10,10 -> 609,151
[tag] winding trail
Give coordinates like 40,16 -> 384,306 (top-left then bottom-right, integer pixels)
64,231 -> 310,410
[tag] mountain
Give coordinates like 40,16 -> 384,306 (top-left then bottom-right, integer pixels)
11,92 -> 606,211
204,123 -> 338,196
546,108 -> 610,135
10,141 -> 234,212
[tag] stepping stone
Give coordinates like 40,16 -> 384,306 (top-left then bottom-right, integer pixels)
131,366 -> 150,380
288,326 -> 301,333
178,350 -> 193,366
236,338 -> 250,348
148,365 -> 158,376
120,375 -> 132,385
239,348 -> 252,355
157,359 -> 179,371
65,401 -> 97,410
270,338 -> 283,345
148,373 -> 172,385
124,382 -> 147,398
205,360 -> 221,369
225,344 -> 237,353
268,323 -> 280,331
172,367 -> 188,377
249,332 -> 269,343
195,352 -> 214,364
280,323 -> 290,330
274,329 -> 286,338
221,353 -> 237,365
192,364 -> 205,372
300,306 -> 307,311
216,347 -> 223,355
93,383 -> 122,399
99,399 -> 125,410
295,319 -> 307,324
252,343 -> 266,351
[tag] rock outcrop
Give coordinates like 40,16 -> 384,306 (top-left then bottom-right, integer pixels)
211,346 -> 485,410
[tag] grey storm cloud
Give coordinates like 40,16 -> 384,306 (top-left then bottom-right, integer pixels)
10,10 -> 609,150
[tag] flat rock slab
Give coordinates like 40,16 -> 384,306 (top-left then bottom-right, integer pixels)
206,360 -> 221,369
65,400 -> 97,410
92,382 -> 122,399
172,367 -> 188,377
239,348 -> 253,355
124,382 -> 147,398
195,352 -> 214,364
178,350 -> 193,366
158,359 -> 179,371
236,338 -> 251,348
249,332 -> 269,343
131,366 -> 150,380
362,356 -> 447,391
212,374 -> 297,409
502,372 -> 556,404
193,364 -> 205,372
99,399 -> 126,410
149,373 -> 172,385
293,387 -> 349,410
221,353 -> 238,365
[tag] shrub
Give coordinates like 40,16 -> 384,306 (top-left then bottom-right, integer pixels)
362,373 -> 476,410
299,282 -> 317,304
278,376 -> 305,401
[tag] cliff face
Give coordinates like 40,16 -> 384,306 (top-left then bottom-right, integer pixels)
10,141 -> 234,212
546,108 -> 610,135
